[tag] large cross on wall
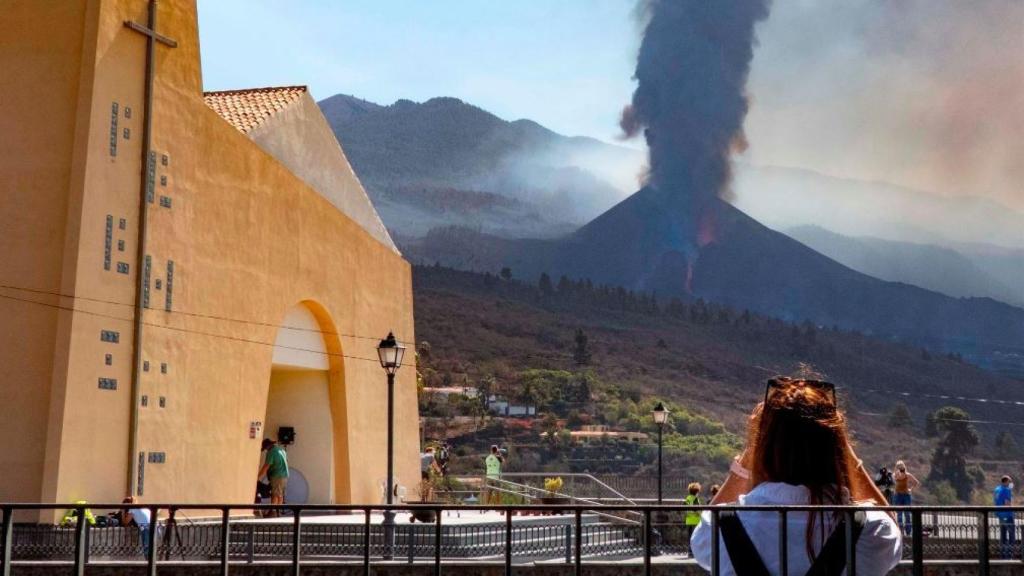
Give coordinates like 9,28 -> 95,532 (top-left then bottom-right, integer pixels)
123,0 -> 177,498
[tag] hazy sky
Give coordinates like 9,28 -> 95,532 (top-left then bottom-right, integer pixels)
197,1 -> 1022,209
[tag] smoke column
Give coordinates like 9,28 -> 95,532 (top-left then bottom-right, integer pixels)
622,0 -> 771,245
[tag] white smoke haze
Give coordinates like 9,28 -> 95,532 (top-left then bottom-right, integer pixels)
552,0 -> 1023,252
733,163 -> 1024,250
741,0 -> 1023,212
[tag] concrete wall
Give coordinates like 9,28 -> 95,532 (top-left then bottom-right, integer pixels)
0,0 -> 419,507
271,304 -> 330,371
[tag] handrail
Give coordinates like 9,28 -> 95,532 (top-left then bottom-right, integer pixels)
4,502 -> 1024,576
483,477 -> 642,526
496,472 -> 640,507
7,502 -> 1024,511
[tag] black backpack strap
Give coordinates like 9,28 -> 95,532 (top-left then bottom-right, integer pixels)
805,511 -> 868,576
719,510 -> 772,576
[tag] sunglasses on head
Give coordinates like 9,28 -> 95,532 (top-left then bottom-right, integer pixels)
763,378 -> 837,407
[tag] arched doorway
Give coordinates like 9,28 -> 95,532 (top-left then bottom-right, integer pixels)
265,303 -> 338,504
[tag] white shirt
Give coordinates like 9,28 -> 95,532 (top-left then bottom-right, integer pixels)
691,482 -> 902,576
129,507 -> 151,527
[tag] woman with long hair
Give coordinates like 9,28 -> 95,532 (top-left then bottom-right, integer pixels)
691,378 -> 902,574
892,459 -> 920,535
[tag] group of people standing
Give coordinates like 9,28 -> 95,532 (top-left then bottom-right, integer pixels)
875,461 -> 1017,556
874,460 -> 921,534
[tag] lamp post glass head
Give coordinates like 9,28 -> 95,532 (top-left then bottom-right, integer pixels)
652,401 -> 669,425
377,332 -> 405,375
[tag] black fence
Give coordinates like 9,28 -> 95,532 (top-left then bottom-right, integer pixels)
2,503 -> 1024,575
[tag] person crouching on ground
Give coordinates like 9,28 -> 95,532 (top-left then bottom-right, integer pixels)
691,377 -> 902,575
258,437 -> 289,517
121,497 -> 152,557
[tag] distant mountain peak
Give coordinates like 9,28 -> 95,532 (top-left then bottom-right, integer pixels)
421,96 -> 468,107
317,93 -> 382,125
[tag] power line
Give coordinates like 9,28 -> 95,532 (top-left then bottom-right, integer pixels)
858,387 -> 1024,409
858,411 -> 1024,428
0,283 -> 412,346
5,284 -> 1019,405
750,366 -> 1024,408
0,291 -> 385,365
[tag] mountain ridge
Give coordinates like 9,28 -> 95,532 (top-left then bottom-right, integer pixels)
319,93 -> 637,237
787,225 -> 1024,307
405,188 -> 1024,373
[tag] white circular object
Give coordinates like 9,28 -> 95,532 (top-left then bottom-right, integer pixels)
284,468 -> 309,504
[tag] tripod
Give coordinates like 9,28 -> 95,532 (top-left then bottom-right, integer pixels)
159,507 -> 185,560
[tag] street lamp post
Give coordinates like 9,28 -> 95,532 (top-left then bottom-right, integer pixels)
377,332 -> 406,560
652,402 -> 669,504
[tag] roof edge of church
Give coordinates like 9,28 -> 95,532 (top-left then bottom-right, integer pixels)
202,85 -> 308,97
203,85 -> 309,134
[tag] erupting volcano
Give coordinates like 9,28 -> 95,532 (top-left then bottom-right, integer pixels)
615,0 -> 771,291
404,0 -> 1024,356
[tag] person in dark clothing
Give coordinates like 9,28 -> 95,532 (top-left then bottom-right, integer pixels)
875,467 -> 895,503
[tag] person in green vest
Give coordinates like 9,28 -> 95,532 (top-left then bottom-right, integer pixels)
258,437 -> 289,517
684,482 -> 703,555
484,444 -> 504,505
59,501 -> 96,526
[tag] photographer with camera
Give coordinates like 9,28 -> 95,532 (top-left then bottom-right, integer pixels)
483,444 -> 506,505
875,466 -> 895,503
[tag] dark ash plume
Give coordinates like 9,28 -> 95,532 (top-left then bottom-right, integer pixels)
622,0 -> 771,242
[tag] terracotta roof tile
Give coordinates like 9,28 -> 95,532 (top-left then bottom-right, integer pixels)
203,86 -> 307,134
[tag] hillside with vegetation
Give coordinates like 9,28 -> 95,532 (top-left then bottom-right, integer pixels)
414,265 -> 1024,503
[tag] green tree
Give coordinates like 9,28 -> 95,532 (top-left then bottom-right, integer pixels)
967,464 -> 986,489
557,275 -> 572,294
417,340 -> 432,359
924,412 -> 939,437
995,430 -> 1019,460
476,375 -> 494,405
574,373 -> 593,403
927,406 -> 980,501
538,272 -> 553,295
500,267 -> 512,281
887,402 -> 913,429
539,413 -> 560,448
573,328 -> 592,366
566,409 -> 584,428
930,481 -> 959,505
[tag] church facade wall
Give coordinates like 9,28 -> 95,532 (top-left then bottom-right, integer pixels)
0,0 -> 419,509
0,1 -> 106,505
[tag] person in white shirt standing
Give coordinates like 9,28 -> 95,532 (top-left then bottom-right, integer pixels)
691,377 -> 902,575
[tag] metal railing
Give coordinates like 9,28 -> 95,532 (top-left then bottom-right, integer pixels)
496,473 -> 641,505
3,503 -> 1024,575
479,476 -> 644,526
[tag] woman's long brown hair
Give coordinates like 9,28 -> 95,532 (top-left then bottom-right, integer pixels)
749,378 -> 855,561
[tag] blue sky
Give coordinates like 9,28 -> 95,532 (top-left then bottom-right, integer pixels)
198,1 -> 639,143
197,1 -> 1021,207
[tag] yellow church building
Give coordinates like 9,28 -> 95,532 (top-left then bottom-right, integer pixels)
0,1 -> 419,507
